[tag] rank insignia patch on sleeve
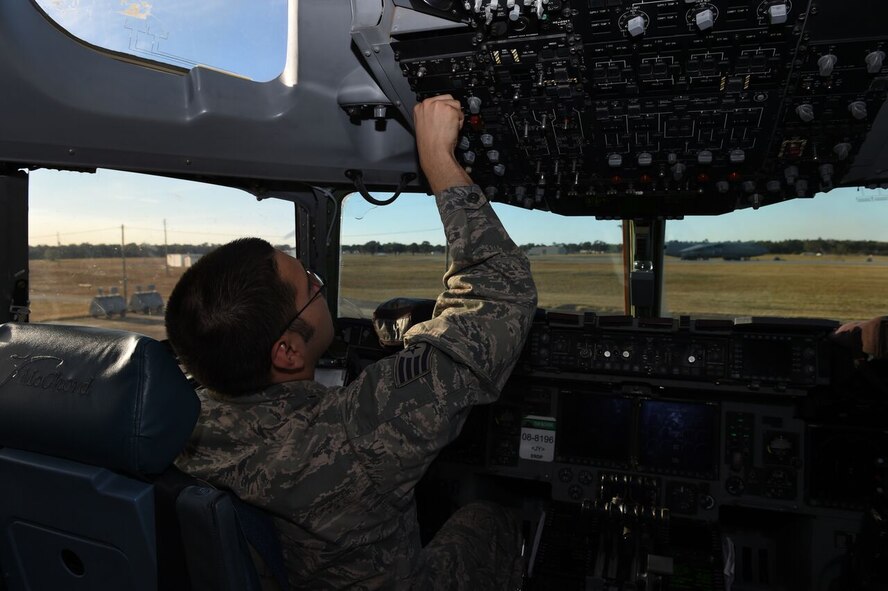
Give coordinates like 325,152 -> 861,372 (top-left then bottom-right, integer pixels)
395,342 -> 432,387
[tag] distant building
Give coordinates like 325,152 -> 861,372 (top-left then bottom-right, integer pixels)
528,246 -> 567,256
167,253 -> 202,268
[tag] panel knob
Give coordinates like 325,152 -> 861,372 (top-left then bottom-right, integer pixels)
742,180 -> 756,193
819,163 -> 834,183
463,150 -> 476,164
627,15 -> 646,37
695,9 -> 715,31
866,51 -> 886,74
784,165 -> 799,185
467,96 -> 482,114
637,152 -> 653,166
716,180 -> 730,193
766,180 -> 781,193
729,149 -> 745,164
493,163 -> 506,176
608,153 -> 623,167
768,3 -> 788,25
480,133 -> 494,147
833,142 -> 852,160
849,100 -> 868,120
817,54 -> 837,77
486,149 -> 500,163
796,103 -> 815,122
795,179 -> 809,197
458,136 -> 471,151
697,150 -> 713,164
671,162 -> 686,181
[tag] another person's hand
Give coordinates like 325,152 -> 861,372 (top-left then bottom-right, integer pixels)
833,316 -> 888,359
414,95 -> 472,194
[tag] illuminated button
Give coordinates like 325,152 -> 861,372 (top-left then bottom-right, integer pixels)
687,355 -> 696,363
622,350 -> 630,358
604,350 -> 612,358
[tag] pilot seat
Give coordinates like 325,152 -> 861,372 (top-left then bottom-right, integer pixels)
0,323 -> 286,591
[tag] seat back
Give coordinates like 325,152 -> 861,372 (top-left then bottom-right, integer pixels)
0,323 -> 199,590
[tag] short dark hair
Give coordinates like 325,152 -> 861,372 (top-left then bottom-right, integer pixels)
165,238 -> 301,395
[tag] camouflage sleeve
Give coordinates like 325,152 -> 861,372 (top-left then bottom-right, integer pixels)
343,184 -> 536,493
404,184 -> 538,394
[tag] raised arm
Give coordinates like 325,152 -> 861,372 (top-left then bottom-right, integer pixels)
407,94 -> 538,393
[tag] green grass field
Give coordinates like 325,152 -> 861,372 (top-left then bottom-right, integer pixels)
28,253 -> 887,341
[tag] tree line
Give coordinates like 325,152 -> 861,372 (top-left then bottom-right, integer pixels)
665,239 -> 888,256
27,238 -> 888,260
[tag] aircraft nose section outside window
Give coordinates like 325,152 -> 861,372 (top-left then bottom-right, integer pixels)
32,0 -> 288,82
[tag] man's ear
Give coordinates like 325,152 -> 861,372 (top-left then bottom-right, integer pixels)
271,338 -> 306,372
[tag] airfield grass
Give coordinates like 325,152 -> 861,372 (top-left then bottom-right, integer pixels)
28,253 -> 887,338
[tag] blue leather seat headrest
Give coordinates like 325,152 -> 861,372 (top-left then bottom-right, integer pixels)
0,323 -> 200,475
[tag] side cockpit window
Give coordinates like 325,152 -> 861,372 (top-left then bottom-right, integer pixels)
32,0 -> 288,81
28,169 -> 296,341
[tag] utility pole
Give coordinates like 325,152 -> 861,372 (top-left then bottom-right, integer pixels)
121,224 -> 128,302
163,218 -> 169,275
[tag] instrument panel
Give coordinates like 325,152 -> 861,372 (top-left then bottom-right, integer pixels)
392,0 -> 888,216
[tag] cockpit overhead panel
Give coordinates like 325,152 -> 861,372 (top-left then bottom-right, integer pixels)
382,0 -> 888,216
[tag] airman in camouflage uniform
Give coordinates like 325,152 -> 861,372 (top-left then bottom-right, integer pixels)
174,95 -> 537,589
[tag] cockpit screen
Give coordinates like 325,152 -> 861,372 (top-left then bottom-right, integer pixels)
637,400 -> 719,479
557,392 -> 633,467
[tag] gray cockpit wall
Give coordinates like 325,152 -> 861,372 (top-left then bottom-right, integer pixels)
0,0 -> 459,196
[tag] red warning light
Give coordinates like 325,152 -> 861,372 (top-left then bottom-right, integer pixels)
611,175 -> 623,185
468,115 -> 483,131
640,174 -> 652,184
728,171 -> 742,182
696,173 -> 710,183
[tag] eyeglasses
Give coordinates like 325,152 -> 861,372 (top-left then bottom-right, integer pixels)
276,268 -> 325,340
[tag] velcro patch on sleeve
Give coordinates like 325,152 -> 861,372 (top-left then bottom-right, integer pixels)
394,343 -> 432,388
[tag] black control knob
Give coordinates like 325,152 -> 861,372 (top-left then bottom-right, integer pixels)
849,101 -> 868,120
725,476 -> 745,496
833,142 -> 852,160
866,50 -> 886,74
818,54 -> 837,77
796,104 -> 814,122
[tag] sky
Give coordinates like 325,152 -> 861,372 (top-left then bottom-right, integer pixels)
26,0 -> 888,247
